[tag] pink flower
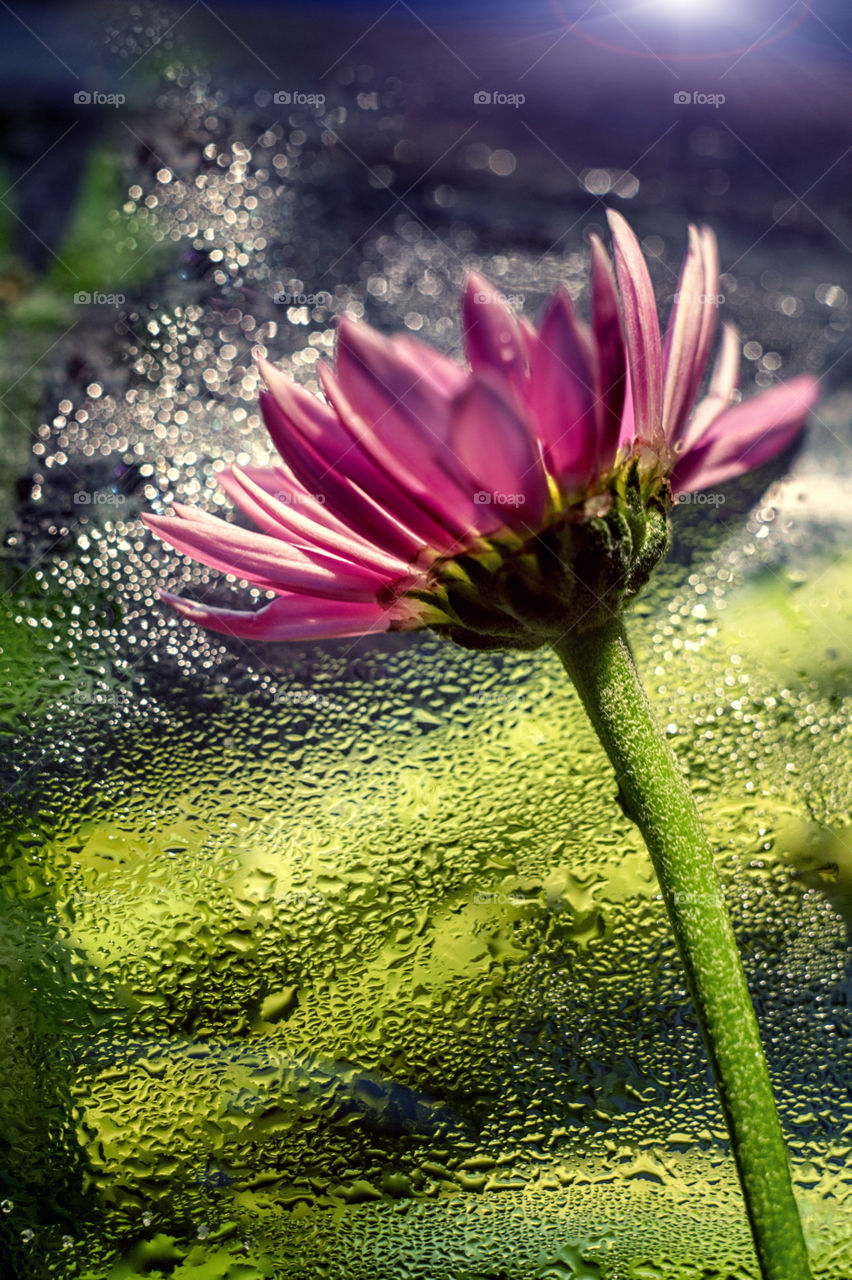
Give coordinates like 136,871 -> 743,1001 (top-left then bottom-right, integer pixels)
144,212 -> 819,644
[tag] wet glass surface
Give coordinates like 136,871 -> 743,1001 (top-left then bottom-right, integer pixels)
1,3 -> 851,1276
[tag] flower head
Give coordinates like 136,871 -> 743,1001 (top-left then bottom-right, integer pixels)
144,212 -> 818,647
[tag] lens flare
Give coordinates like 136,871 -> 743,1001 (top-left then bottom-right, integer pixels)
550,0 -> 813,63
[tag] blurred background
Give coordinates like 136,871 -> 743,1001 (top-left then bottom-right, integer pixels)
1,3 -> 852,1278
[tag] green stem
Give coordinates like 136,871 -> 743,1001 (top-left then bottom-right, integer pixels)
554,619 -> 811,1280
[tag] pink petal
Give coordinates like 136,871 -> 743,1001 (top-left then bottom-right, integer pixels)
256,360 -> 416,538
256,377 -> 442,559
257,353 -> 391,498
318,361 -> 483,545
606,209 -> 663,442
217,465 -> 418,579
393,335 -> 466,398
527,289 -> 599,491
662,225 -> 709,443
215,465 -> 327,542
143,508 -> 391,601
158,589 -> 396,641
461,270 -> 527,399
331,320 -> 494,540
517,316 -> 539,368
256,355 -> 341,440
589,234 -> 627,469
693,227 -> 721,407
334,318 -> 463,447
670,375 -> 819,495
215,462 -> 372,545
449,373 -> 548,530
682,322 -> 740,448
618,374 -> 636,452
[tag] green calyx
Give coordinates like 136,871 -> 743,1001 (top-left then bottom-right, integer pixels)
414,459 -> 672,651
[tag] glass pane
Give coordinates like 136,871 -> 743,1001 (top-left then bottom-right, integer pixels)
1,6 -> 850,1277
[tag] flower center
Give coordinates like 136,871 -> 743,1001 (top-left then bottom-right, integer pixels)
407,457 -> 672,650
